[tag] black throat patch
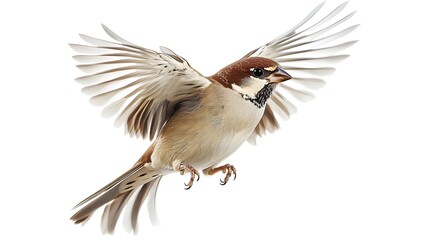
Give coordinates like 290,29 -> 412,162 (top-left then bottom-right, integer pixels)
243,84 -> 275,108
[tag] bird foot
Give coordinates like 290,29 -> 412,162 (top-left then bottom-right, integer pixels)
179,164 -> 200,190
208,164 -> 237,185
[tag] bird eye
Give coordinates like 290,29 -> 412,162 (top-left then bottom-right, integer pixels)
252,68 -> 264,77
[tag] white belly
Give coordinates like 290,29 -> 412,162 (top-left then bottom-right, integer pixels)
190,127 -> 255,170
151,85 -> 265,171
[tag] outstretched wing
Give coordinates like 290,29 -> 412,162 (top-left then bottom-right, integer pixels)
245,2 -> 359,144
71,25 -> 211,140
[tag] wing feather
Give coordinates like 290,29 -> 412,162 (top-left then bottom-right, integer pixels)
273,40 -> 358,58
71,25 -> 211,140
246,2 -> 358,144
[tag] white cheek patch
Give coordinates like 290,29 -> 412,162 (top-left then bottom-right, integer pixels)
232,77 -> 267,98
231,83 -> 247,96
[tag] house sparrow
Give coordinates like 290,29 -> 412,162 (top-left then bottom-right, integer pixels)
70,2 -> 358,233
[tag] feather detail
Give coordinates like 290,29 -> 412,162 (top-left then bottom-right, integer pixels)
70,164 -> 166,228
246,2 -> 358,143
71,25 -> 211,140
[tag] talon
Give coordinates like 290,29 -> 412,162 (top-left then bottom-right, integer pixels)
232,166 -> 237,180
210,164 -> 237,186
184,182 -> 192,190
179,164 -> 200,190
220,179 -> 226,185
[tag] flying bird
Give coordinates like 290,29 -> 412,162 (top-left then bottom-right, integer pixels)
70,2 -> 358,233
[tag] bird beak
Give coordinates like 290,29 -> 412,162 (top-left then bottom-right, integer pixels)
268,67 -> 292,83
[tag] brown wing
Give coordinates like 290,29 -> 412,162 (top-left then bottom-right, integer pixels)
71,24 -> 211,140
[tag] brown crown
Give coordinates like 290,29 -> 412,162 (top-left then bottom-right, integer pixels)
210,57 -> 279,88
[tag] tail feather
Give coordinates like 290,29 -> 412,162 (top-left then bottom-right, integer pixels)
101,191 -> 134,234
70,164 -> 165,229
130,177 -> 162,231
73,164 -> 144,209
147,176 -> 162,226
71,184 -> 121,223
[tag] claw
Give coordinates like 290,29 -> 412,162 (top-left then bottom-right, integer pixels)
179,164 -> 200,190
219,178 -> 228,185
231,165 -> 237,181
208,164 -> 236,186
223,164 -> 236,185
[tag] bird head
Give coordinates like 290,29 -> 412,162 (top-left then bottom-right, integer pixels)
211,57 -> 292,107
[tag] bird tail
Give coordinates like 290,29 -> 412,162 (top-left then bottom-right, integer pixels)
70,163 -> 165,233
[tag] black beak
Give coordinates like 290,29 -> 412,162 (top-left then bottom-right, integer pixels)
268,67 -> 292,83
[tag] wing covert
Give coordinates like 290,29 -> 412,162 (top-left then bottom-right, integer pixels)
71,25 -> 211,140
246,2 -> 358,144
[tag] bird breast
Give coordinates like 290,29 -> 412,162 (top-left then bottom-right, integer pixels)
150,84 -> 265,171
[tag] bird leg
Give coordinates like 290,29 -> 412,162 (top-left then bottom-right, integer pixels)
206,164 -> 237,185
178,164 -> 200,190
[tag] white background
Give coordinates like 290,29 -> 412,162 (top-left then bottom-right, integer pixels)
0,0 -> 428,239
